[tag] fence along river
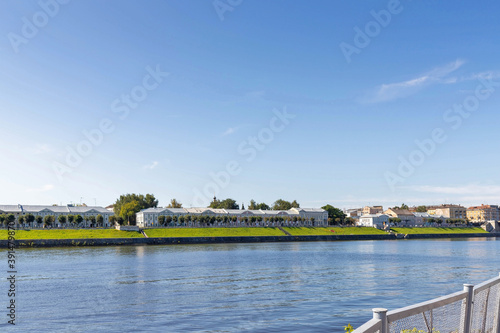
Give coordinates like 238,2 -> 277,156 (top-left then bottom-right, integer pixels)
0,237 -> 499,332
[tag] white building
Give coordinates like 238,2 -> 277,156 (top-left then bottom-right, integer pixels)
136,207 -> 328,228
0,204 -> 114,227
357,214 -> 389,229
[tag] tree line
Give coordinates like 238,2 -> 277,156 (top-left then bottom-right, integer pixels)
155,214 -> 316,226
0,213 -> 105,227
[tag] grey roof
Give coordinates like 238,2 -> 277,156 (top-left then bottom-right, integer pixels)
361,214 -> 389,218
138,207 -> 326,216
0,205 -> 112,214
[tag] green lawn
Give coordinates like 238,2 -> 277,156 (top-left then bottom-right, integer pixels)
0,229 -> 144,240
391,227 -> 487,234
283,227 -> 388,236
144,227 -> 286,237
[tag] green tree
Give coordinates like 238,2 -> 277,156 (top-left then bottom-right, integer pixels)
345,217 -> 355,226
322,204 -> 346,225
113,193 -> 158,217
96,214 -> 104,227
58,215 -> 67,227
43,215 -> 54,227
393,203 -> 409,210
272,199 -> 295,210
25,213 -> 35,226
18,215 -> 25,225
291,200 -> 300,208
209,198 -> 239,210
75,214 -> 83,226
0,214 -> 5,227
166,215 -> 172,225
167,199 -> 182,208
249,200 -> 270,210
416,205 -> 427,213
35,216 -> 43,226
67,215 -> 75,225
158,215 -> 166,226
109,215 -> 116,226
248,200 -> 258,210
120,201 -> 141,225
6,214 -> 15,224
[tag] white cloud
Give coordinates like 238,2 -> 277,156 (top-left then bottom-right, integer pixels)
405,184 -> 500,196
26,184 -> 54,193
459,70 -> 500,82
222,127 -> 238,136
407,184 -> 500,195
143,161 -> 159,170
34,143 -> 52,154
366,59 -> 465,103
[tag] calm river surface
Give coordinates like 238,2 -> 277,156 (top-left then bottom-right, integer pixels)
1,238 -> 500,332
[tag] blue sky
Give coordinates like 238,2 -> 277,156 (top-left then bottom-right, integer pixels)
1,0 -> 500,209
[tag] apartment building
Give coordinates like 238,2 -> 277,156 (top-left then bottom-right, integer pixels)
466,205 -> 500,222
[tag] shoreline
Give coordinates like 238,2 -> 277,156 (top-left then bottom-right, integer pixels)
0,232 -> 497,248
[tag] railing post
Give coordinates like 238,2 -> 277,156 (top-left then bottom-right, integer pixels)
462,284 -> 474,333
495,273 -> 500,333
373,308 -> 388,333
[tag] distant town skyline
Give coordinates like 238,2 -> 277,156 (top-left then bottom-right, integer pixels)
1,1 -> 500,208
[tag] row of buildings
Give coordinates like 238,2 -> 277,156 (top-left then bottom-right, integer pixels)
350,204 -> 500,228
0,204 -> 328,228
135,207 -> 328,227
0,204 -> 114,227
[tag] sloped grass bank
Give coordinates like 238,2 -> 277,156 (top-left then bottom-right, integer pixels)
391,227 -> 487,234
284,227 -> 388,236
144,227 -> 285,237
0,229 -> 143,240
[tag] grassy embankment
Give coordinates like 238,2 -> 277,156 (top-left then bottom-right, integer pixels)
284,227 -> 388,235
0,229 -> 143,240
0,226 -> 488,240
144,227 -> 285,237
390,227 -> 487,234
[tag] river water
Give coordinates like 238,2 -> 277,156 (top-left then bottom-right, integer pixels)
1,238 -> 499,332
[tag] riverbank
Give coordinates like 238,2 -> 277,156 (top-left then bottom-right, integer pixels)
0,231 -> 496,248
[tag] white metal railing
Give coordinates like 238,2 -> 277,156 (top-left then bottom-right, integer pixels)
353,273 -> 500,333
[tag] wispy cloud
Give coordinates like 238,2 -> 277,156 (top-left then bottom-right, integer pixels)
222,127 -> 238,136
26,184 -> 54,193
143,161 -> 159,170
34,143 -> 52,154
405,184 -> 500,195
366,59 -> 465,103
459,70 -> 500,82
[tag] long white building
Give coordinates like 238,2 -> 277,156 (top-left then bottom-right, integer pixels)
136,207 -> 328,228
0,204 -> 114,227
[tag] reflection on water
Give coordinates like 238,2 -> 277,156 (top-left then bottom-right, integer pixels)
1,238 -> 499,332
